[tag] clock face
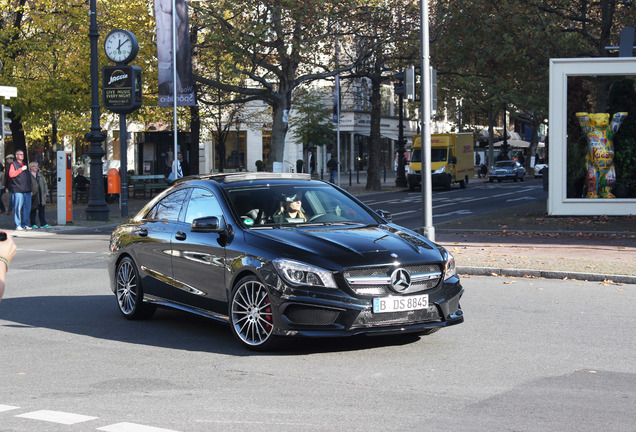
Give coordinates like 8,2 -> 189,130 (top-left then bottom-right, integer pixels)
104,30 -> 138,64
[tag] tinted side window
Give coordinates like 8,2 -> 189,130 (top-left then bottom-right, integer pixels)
147,189 -> 188,221
184,188 -> 224,224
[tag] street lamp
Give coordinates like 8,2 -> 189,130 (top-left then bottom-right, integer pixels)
85,0 -> 109,221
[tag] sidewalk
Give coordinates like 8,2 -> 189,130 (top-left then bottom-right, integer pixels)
4,176 -> 635,284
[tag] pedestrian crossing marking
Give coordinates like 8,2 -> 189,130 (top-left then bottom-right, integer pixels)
16,409 -> 99,425
0,404 -> 20,412
97,422 -> 182,432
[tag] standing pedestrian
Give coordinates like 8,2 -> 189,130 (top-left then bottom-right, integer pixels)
29,162 -> 50,229
0,162 -> 6,214
327,155 -> 338,183
171,151 -> 184,180
8,150 -> 32,231
4,154 -> 14,215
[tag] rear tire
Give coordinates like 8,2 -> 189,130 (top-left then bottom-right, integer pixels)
115,257 -> 156,320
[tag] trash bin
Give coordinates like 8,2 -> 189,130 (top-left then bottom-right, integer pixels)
107,168 -> 120,194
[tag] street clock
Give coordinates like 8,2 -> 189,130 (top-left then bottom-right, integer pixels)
104,29 -> 139,64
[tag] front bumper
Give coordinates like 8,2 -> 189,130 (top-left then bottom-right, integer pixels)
407,172 -> 453,188
263,270 -> 464,338
489,173 -> 517,181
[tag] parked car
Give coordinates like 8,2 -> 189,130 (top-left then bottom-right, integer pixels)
488,160 -> 526,182
534,163 -> 548,178
108,173 -> 464,350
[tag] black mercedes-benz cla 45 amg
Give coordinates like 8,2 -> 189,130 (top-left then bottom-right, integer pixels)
108,173 -> 464,350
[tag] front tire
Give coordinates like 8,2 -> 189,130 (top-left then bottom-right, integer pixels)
115,257 -> 156,320
230,276 -> 278,350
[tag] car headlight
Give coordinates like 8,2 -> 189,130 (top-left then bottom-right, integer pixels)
439,247 -> 457,281
273,259 -> 338,289
407,166 -> 419,175
433,166 -> 446,174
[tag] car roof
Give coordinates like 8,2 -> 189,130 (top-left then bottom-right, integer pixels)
174,172 -> 312,187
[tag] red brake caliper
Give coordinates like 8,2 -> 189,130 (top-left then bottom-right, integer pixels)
264,297 -> 272,330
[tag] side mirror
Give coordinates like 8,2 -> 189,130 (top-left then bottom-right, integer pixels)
376,209 -> 392,222
191,216 -> 225,233
450,156 -> 457,164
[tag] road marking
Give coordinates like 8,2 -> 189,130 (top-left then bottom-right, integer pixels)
97,422 -> 182,432
391,210 -> 418,216
0,404 -> 20,412
433,209 -> 474,218
16,410 -> 98,425
506,196 -> 536,202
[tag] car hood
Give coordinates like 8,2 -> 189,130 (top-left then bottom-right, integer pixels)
245,224 -> 442,268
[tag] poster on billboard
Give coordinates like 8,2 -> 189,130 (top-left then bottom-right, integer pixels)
154,0 -> 195,107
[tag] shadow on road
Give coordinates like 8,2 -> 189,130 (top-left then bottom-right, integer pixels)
0,294 -> 428,356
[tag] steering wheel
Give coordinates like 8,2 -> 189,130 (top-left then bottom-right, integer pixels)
308,213 -> 326,222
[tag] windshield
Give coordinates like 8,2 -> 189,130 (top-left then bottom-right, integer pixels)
226,183 -> 381,227
495,161 -> 515,168
410,148 -> 448,163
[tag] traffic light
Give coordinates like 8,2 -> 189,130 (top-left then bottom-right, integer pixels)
394,71 -> 405,96
394,67 -> 416,101
1,105 -> 11,139
405,66 -> 415,101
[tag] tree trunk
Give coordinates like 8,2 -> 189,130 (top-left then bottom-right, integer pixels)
8,112 -> 27,160
190,103 -> 200,175
366,72 -> 383,191
267,92 -> 291,172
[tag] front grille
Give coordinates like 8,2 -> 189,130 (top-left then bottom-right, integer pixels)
344,264 -> 442,296
283,305 -> 340,326
352,305 -> 441,328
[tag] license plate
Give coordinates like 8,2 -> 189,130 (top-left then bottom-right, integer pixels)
373,294 -> 429,313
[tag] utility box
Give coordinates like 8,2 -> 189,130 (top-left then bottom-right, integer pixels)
56,151 -> 73,225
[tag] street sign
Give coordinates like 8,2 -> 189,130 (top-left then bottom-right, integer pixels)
0,85 -> 17,99
102,65 -> 142,114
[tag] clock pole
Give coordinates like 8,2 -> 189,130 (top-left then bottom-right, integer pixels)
85,0 -> 109,221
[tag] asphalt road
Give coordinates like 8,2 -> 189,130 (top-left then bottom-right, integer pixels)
1,242 -> 635,431
359,177 -> 547,229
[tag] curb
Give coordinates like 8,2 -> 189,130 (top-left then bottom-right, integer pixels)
459,266 -> 636,285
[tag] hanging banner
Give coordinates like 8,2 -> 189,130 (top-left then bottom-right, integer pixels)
154,0 -> 195,107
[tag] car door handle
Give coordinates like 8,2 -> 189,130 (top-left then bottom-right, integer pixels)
175,231 -> 187,241
136,228 -> 148,237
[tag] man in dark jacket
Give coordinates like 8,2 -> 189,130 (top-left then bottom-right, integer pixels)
8,150 -> 32,231
327,156 -> 338,183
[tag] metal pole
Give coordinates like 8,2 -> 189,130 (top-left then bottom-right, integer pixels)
84,0 -> 109,221
420,0 -> 434,241
119,114 -> 128,216
172,0 -> 178,173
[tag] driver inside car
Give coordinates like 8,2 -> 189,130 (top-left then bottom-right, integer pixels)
271,193 -> 307,224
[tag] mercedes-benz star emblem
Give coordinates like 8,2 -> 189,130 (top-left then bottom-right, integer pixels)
390,268 -> 411,292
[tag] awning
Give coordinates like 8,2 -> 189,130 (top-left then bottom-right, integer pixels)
493,139 -> 532,148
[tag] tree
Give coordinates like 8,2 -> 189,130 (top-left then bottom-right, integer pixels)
343,0 -> 420,190
0,0 -> 157,165
289,86 -> 333,153
193,0 -> 378,171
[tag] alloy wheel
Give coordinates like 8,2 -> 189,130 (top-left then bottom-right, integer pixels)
117,258 -> 138,316
231,278 -> 274,348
